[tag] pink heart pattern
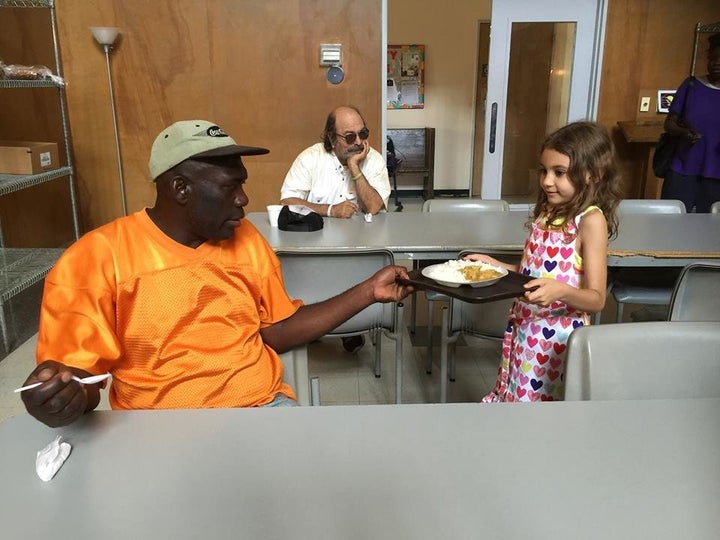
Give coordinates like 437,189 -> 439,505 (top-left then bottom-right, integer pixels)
481,208 -> 597,403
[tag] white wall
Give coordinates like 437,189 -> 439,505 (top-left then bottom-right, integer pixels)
387,0 -> 492,191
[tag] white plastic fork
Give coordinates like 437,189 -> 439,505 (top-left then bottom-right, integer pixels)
14,373 -> 111,393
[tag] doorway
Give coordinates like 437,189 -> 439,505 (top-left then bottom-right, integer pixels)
479,0 -> 607,206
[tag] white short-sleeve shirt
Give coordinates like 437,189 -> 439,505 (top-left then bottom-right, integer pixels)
280,143 -> 391,209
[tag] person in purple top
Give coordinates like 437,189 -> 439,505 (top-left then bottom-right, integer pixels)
661,33 -> 720,213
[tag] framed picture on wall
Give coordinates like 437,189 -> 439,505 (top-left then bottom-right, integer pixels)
387,44 -> 425,109
657,90 -> 676,113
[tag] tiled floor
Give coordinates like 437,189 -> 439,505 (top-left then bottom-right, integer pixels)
308,324 -> 500,406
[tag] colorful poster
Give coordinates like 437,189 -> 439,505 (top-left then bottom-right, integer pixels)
387,45 -> 425,109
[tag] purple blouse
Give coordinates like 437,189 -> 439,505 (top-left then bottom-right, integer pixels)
669,76 -> 720,179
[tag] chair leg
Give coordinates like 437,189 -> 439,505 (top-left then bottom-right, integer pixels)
440,307 -> 449,403
449,342 -> 456,382
439,305 -> 460,403
410,292 -> 417,334
426,298 -> 434,374
395,303 -> 404,404
409,261 -> 419,334
310,377 -> 321,406
0,302 -> 8,357
374,330 -> 382,378
616,302 -> 624,323
597,281 -> 610,325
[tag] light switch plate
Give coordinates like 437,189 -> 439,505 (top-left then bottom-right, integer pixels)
640,96 -> 651,112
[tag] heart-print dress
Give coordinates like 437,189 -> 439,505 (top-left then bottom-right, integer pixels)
482,206 -> 599,402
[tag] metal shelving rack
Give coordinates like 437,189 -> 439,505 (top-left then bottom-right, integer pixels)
0,0 -> 80,353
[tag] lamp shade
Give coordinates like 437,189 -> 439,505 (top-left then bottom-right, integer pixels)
91,26 -> 120,46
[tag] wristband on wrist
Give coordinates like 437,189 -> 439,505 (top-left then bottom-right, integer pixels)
351,171 -> 364,181
327,204 -> 334,217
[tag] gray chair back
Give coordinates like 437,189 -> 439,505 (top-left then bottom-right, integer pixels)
422,198 -> 509,213
564,321 -> 720,400
276,249 -> 405,403
668,263 -> 720,322
617,199 -> 685,215
277,249 -> 397,335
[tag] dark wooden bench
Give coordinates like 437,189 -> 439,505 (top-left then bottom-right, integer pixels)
387,127 -> 435,200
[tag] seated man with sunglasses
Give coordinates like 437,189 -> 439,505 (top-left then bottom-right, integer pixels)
280,106 -> 391,353
280,106 -> 391,219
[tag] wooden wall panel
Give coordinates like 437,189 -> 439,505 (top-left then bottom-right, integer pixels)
53,0 -> 381,232
597,0 -> 720,198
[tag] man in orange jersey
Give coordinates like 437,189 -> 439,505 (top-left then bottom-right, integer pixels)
21,120 -> 412,427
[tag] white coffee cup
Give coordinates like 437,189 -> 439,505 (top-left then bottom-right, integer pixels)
267,205 -> 283,227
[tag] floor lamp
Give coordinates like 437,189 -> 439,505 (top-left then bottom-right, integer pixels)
91,26 -> 127,216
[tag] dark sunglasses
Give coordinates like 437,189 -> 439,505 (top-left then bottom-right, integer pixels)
335,128 -> 370,144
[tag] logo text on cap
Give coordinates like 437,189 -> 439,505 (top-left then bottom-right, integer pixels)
207,126 -> 228,137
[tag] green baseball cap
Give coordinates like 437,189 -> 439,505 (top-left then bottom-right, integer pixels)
148,120 -> 269,180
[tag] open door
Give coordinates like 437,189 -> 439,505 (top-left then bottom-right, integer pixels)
480,0 -> 607,207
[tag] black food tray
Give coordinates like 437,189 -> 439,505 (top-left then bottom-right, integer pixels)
397,268 -> 534,303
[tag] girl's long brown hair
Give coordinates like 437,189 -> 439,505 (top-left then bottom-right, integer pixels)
533,121 -> 621,239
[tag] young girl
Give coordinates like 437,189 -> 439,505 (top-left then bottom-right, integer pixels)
467,121 -> 621,402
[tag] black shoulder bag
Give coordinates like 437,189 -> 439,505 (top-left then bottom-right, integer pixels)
652,78 -> 694,178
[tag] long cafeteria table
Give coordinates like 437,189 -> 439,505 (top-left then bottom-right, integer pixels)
1,400 -> 718,539
248,210 -> 720,266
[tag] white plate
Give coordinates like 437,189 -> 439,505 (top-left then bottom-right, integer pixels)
421,262 -> 508,288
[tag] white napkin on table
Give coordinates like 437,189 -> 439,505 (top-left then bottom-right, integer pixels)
36,435 -> 72,482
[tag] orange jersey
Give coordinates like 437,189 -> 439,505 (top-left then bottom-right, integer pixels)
37,210 -> 302,409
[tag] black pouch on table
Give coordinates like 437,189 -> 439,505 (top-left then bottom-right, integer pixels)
277,205 -> 324,232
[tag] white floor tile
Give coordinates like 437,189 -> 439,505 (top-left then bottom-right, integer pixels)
312,374 -> 359,404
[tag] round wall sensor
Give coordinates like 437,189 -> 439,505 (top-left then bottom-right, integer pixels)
326,65 -> 345,84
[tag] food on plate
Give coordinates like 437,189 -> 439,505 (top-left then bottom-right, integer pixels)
424,259 -> 506,285
459,265 -> 504,282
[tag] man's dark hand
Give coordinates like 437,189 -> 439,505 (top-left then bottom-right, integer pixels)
368,265 -> 414,303
21,360 -> 97,428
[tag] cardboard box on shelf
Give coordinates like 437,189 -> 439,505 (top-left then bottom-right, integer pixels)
0,141 -> 60,175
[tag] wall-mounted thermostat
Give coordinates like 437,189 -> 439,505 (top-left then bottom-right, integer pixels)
319,44 -> 342,66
